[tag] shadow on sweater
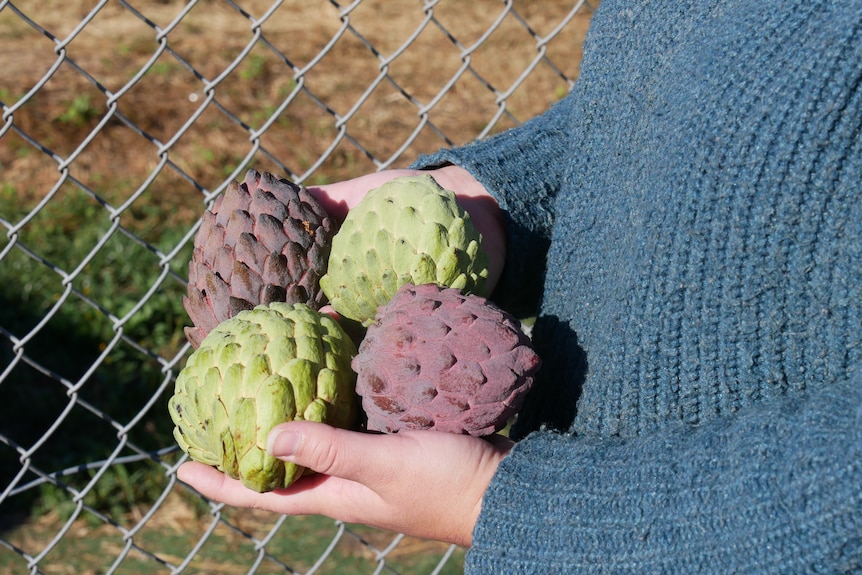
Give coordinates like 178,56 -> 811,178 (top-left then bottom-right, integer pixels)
511,314 -> 586,440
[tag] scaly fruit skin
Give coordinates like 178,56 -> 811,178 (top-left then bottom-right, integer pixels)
169,302 -> 357,492
352,283 -> 540,436
319,174 -> 489,326
184,169 -> 336,348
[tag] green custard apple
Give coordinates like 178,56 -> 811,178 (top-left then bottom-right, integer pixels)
319,174 -> 489,326
169,302 -> 357,492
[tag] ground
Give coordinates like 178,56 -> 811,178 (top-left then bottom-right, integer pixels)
0,1 -> 592,572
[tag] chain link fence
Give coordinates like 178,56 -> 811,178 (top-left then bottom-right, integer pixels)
0,1 -> 594,572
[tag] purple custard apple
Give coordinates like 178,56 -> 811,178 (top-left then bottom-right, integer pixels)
352,283 -> 541,436
183,169 -> 336,348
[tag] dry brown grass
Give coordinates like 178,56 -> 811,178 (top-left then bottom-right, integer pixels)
1,0 -> 593,230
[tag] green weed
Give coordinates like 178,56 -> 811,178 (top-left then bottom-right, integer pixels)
58,94 -> 99,127
0,183 -> 192,519
239,53 -> 267,81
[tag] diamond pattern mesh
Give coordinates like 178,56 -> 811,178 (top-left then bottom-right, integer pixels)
0,1 -> 594,572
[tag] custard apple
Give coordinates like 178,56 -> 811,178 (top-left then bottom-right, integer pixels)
169,302 -> 357,492
351,283 -> 540,436
319,174 -> 489,326
184,169 -> 336,348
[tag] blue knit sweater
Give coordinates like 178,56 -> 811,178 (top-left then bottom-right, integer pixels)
414,0 -> 862,572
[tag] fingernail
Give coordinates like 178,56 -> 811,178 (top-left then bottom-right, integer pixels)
267,429 -> 300,459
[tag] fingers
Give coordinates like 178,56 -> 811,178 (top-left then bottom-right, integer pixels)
306,169 -> 421,220
177,425 -> 509,545
176,461 -> 277,508
176,460 -> 369,518
176,423 -> 405,508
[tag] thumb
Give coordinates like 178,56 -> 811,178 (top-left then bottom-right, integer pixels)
267,420 -> 387,483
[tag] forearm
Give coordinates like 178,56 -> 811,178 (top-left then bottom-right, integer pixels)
468,374 -> 862,574
411,95 -> 577,226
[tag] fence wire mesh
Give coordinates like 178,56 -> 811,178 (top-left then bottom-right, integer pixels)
0,1 -> 594,572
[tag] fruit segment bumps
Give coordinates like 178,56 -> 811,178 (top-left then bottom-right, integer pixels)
352,283 -> 541,436
184,169 -> 336,348
168,302 -> 358,492
319,174 -> 490,326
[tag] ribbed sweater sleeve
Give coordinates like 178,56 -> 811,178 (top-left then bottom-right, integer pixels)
408,1 -> 862,572
467,372 -> 862,574
466,0 -> 862,575
411,97 -> 578,316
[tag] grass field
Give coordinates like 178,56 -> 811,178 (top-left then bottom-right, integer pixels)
5,500 -> 465,574
0,0 -> 592,572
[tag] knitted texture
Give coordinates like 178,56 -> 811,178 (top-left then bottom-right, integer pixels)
471,376 -> 862,574
414,0 -> 862,572
413,98 -> 575,318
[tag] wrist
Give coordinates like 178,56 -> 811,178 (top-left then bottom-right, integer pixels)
429,165 -> 506,294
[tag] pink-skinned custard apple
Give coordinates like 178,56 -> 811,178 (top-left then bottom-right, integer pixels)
351,283 -> 540,436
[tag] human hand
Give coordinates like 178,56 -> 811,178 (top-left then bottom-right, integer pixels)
177,166 -> 512,545
177,421 -> 513,547
307,165 -> 506,294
